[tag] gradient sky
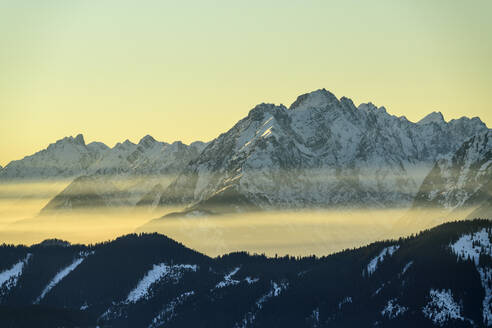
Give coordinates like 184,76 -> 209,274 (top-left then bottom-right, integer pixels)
1,1 -> 491,166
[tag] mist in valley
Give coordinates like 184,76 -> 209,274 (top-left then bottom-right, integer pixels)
0,180 -> 475,257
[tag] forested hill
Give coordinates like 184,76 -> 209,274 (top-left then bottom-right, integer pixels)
1,219 -> 492,328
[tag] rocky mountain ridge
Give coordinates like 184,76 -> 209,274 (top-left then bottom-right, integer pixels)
142,89 -> 488,215
0,134 -> 206,181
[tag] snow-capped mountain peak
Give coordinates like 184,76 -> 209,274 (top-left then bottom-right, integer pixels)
289,88 -> 339,111
48,133 -> 86,149
138,135 -> 158,148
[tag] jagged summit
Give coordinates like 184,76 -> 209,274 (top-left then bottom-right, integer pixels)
289,88 -> 338,111
138,134 -> 157,146
357,102 -> 387,113
138,135 -> 160,149
114,139 -> 135,149
418,111 -> 445,125
74,133 -> 85,145
51,134 -> 86,147
246,103 -> 287,122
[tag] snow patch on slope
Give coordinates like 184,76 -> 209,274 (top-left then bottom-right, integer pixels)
35,251 -> 93,303
479,267 -> 492,326
366,245 -> 400,276
450,228 -> 492,325
422,289 -> 465,326
126,264 -> 197,303
338,296 -> 352,310
148,291 -> 195,328
450,228 -> 492,265
401,261 -> 413,275
235,281 -> 288,328
381,298 -> 407,319
245,276 -> 259,284
0,254 -> 32,296
214,267 -> 241,289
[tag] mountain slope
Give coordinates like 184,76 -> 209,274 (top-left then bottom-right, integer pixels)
142,89 -> 488,215
0,219 -> 491,327
413,131 -> 491,217
40,176 -> 132,212
39,137 -> 208,212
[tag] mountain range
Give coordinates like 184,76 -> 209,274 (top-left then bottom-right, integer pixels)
0,134 -> 207,211
0,219 -> 491,328
140,89 -> 490,217
0,134 -> 206,181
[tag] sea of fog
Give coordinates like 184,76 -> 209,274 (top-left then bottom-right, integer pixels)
0,181 -> 470,257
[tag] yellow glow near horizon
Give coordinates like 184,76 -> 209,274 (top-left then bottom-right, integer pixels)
1,1 -> 491,166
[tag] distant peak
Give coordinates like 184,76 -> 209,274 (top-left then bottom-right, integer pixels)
289,88 -> 338,110
87,141 -> 109,151
74,134 -> 85,146
138,135 -> 157,146
340,96 -> 356,108
247,103 -> 287,122
170,140 -> 185,147
56,134 -> 85,146
418,111 -> 445,125
357,102 -> 386,113
114,139 -> 135,149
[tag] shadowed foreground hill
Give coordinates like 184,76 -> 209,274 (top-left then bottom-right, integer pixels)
1,219 -> 492,327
